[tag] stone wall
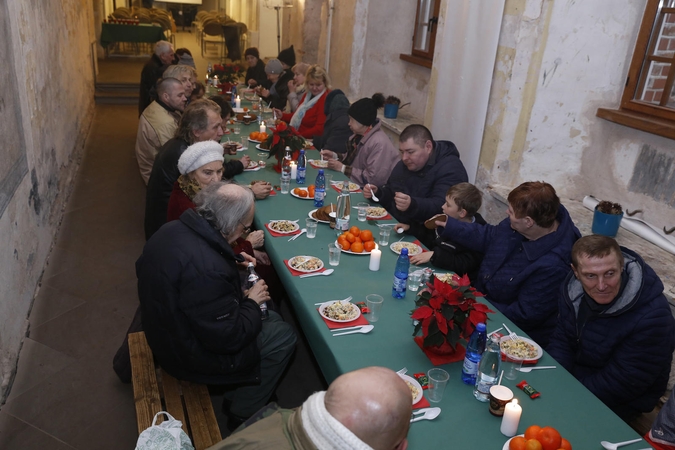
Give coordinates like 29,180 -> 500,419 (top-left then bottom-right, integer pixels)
0,0 -> 95,402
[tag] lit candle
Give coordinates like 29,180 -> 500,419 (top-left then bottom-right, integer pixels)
290,161 -> 297,179
235,95 -> 241,109
369,245 -> 382,271
500,399 -> 522,437
260,121 -> 266,134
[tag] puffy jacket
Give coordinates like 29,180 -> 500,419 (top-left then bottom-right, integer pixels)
244,59 -> 267,89
430,213 -> 487,282
280,90 -> 329,139
344,120 -> 399,188
313,106 -> 351,154
135,100 -> 181,185
440,205 -> 580,347
262,70 -> 292,110
139,54 -> 166,116
137,209 -> 263,386
548,248 -> 675,419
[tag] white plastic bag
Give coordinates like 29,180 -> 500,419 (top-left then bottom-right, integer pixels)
135,411 -> 195,450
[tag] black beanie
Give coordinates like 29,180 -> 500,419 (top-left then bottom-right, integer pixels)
278,45 -> 296,67
348,98 -> 377,126
244,47 -> 259,59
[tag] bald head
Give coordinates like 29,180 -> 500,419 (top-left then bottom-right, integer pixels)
325,367 -> 412,450
156,77 -> 187,112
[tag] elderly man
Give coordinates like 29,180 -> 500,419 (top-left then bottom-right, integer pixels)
135,77 -> 187,185
138,182 -> 296,429
162,64 -> 196,104
364,124 -> 468,247
144,99 -> 250,240
435,181 -> 580,347
139,40 -> 174,115
548,235 -> 675,421
209,366 -> 412,450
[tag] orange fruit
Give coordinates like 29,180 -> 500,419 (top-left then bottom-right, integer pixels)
349,226 -> 360,236
259,132 -> 268,140
344,232 -> 356,243
350,242 -> 364,253
525,440 -> 543,450
353,236 -> 362,244
360,230 -> 373,242
525,426 -> 542,441
337,237 -> 350,251
509,436 -> 528,450
249,131 -> 257,139
537,427 -> 561,450
298,189 -> 308,198
308,185 -> 316,197
559,438 -> 572,450
364,241 -> 376,252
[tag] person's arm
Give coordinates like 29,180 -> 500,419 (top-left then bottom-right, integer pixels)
439,217 -> 493,253
135,121 -> 160,185
287,89 -> 299,112
430,241 -> 484,276
223,159 -> 244,179
406,171 -> 466,222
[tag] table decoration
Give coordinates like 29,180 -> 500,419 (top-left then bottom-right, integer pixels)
500,399 -> 521,437
369,246 -> 381,271
411,274 -> 494,365
211,63 -> 244,85
262,121 -> 305,172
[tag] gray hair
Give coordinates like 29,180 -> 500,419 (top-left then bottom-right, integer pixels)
194,182 -> 255,238
175,98 -> 221,144
157,77 -> 183,96
154,41 -> 173,57
163,64 -> 197,80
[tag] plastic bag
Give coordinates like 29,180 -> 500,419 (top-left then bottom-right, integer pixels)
135,412 -> 195,450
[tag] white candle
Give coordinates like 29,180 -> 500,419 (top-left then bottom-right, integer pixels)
260,121 -> 266,134
369,246 -> 382,271
235,95 -> 241,109
290,161 -> 297,179
500,399 -> 522,437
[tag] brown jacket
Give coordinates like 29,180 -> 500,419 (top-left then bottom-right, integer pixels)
135,100 -> 181,185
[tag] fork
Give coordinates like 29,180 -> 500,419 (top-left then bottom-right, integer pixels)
314,296 -> 353,306
397,367 -> 408,376
503,323 -> 520,341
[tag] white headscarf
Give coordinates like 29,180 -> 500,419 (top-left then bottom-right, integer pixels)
290,89 -> 327,129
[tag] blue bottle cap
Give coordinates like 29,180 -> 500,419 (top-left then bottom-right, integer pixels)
318,169 -> 324,174
476,322 -> 486,332
401,248 -> 408,255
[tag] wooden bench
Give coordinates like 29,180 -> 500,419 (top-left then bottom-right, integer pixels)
128,331 -> 222,450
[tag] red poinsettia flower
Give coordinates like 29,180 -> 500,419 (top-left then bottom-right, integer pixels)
275,121 -> 288,132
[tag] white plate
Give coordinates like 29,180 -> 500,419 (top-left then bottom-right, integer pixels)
309,159 -> 328,169
434,272 -> 458,285
308,209 -> 330,224
398,374 -> 424,405
288,255 -> 324,273
365,207 -> 388,219
268,220 -> 300,234
319,301 -> 361,323
243,161 -> 259,170
249,138 -> 262,144
291,187 -> 313,200
502,435 -> 525,450
499,335 -> 543,363
390,241 -> 423,256
255,144 -> 270,152
335,240 -> 372,255
331,181 -> 360,192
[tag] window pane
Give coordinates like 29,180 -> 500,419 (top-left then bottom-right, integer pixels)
652,13 -> 675,58
637,61 -> 670,104
413,0 -> 435,52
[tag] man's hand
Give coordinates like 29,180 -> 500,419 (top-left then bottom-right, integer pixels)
247,79 -> 258,88
258,87 -> 270,98
244,280 -> 270,305
396,223 -> 410,232
326,160 -> 344,172
320,150 -> 338,161
246,230 -> 265,249
363,183 -> 377,200
272,108 -> 284,120
237,252 -> 256,268
393,192 -> 412,212
410,251 -> 433,265
250,181 -> 272,199
240,155 -> 251,168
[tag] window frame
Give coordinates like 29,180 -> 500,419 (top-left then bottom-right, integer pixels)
399,0 -> 441,69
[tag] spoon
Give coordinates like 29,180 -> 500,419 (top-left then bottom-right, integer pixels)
314,296 -> 353,306
288,229 -> 307,241
516,366 -> 557,373
299,269 -> 335,278
368,184 -> 380,202
600,438 -> 643,450
410,407 -> 441,423
332,325 -> 374,336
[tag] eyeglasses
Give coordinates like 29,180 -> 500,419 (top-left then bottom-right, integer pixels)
240,222 -> 252,234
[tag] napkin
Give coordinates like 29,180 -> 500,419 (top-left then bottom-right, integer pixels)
412,240 -> 430,253
265,223 -> 301,237
244,166 -> 261,172
413,336 -> 466,366
283,259 -> 327,277
413,396 -> 431,410
317,307 -> 370,330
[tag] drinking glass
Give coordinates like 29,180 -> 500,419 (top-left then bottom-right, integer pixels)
240,136 -> 249,150
427,368 -> 450,403
306,218 -> 318,238
280,179 -> 290,194
503,354 -> 524,381
328,243 -> 341,266
233,124 -> 241,135
407,271 -> 422,292
378,227 -> 392,245
357,202 -> 369,222
365,294 -> 384,322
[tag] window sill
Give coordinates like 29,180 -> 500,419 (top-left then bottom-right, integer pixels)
399,53 -> 432,69
596,107 -> 675,140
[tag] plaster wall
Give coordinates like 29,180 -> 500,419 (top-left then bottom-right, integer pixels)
0,0 -> 95,401
325,0 -> 356,96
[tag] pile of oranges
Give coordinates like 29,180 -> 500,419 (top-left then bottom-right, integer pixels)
509,425 -> 571,450
337,226 -> 375,253
249,131 -> 269,141
292,186 -> 315,198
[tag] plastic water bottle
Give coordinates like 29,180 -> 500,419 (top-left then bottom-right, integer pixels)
246,262 -> 268,320
474,334 -> 501,401
296,150 -> 306,184
206,62 -> 212,84
335,180 -> 351,232
281,147 -> 292,182
392,248 -> 410,299
314,170 -> 326,207
231,84 -> 237,108
461,322 -> 487,385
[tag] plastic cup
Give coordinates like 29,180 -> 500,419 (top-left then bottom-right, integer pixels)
357,202 -> 369,222
306,218 -> 318,238
427,368 -> 450,403
280,179 -> 290,194
240,136 -> 249,150
407,271 -> 422,292
488,385 -> 514,416
378,227 -> 391,245
325,174 -> 333,186
503,354 -> 524,380
365,294 -> 384,322
233,124 -> 241,134
328,243 -> 341,266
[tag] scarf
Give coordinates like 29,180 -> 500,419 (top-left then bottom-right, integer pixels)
178,174 -> 202,201
301,391 -> 373,450
290,89 -> 326,129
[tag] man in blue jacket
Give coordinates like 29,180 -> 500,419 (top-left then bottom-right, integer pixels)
548,235 -> 675,421
363,124 -> 468,247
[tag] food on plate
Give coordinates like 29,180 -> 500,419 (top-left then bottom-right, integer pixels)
435,273 -> 458,285
501,338 -> 539,359
515,425 -> 568,450
364,241 -> 376,252
366,207 -> 387,217
337,226 -> 376,253
349,226 -> 360,236
308,185 -> 316,198
289,256 -> 323,272
350,242 -> 364,253
336,182 -> 360,191
425,213 -> 448,229
360,230 -> 373,241
311,159 -> 328,168
405,380 -> 419,402
248,131 -> 269,142
269,220 -> 298,233
337,236 -> 350,251
311,204 -> 336,221
236,113 -> 257,122
293,188 -> 309,198
390,241 -> 423,256
509,436 -> 528,450
322,301 -> 359,321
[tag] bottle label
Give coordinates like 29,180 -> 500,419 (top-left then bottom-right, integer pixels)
462,359 -> 479,375
475,376 -> 497,394
392,276 -> 407,292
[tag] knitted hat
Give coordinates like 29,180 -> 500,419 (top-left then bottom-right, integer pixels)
265,58 -> 283,75
177,141 -> 224,175
178,53 -> 196,68
278,45 -> 296,67
244,47 -> 259,59
348,98 -> 377,126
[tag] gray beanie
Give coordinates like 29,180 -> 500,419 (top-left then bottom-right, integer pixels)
177,141 -> 224,175
265,59 -> 283,75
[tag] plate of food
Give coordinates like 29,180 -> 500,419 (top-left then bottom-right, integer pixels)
434,272 -> 459,285
335,240 -> 373,255
502,435 -> 525,450
499,336 -> 543,363
398,374 -> 423,405
319,300 -> 361,323
288,255 -> 324,273
309,159 -> 328,169
268,220 -> 300,234
331,181 -> 361,192
390,241 -> 423,256
291,187 -> 313,200
243,161 -> 259,171
235,112 -> 258,122
309,204 -> 336,223
255,144 -> 270,152
366,206 -> 388,219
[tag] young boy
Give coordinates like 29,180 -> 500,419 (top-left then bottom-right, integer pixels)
408,182 -> 486,281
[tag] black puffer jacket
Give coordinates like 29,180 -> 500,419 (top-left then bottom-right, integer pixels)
137,209 -> 263,386
313,107 -> 351,154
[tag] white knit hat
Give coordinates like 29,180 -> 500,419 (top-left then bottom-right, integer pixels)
177,141 -> 224,175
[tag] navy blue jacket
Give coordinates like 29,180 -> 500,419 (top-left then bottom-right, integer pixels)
440,205 -> 580,347
137,209 -> 263,386
548,248 -> 675,419
430,213 -> 486,282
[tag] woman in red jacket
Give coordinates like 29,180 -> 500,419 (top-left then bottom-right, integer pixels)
274,65 -> 330,139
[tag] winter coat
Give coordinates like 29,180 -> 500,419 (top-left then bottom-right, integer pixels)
263,70 -> 292,110
139,53 -> 167,116
244,59 -> 267,89
342,120 -> 399,188
135,100 -> 181,185
440,205 -> 580,347
547,248 -> 675,419
137,209 -> 263,386
313,106 -> 351,154
280,90 -> 329,139
430,213 -> 487,282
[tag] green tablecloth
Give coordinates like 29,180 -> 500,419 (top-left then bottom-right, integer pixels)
100,23 -> 166,47
225,117 -> 648,449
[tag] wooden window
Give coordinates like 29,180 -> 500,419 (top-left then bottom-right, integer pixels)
597,0 -> 675,139
399,0 -> 440,68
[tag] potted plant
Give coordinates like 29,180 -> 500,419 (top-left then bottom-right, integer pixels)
384,95 -> 401,119
211,63 -> 245,91
592,200 -> 623,238
411,274 -> 494,365
263,121 -> 306,172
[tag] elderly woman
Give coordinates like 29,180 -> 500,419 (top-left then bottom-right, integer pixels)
257,59 -> 290,111
138,182 -> 297,429
286,62 -> 310,112
319,94 -> 398,188
244,47 -> 268,89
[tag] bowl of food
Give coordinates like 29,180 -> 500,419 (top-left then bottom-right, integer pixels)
390,241 -> 423,256
288,255 -> 324,273
319,300 -> 361,323
499,336 -> 543,364
268,220 -> 300,234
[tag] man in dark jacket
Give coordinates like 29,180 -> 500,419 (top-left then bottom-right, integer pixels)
435,181 -> 580,347
139,40 -> 174,116
548,235 -> 675,421
313,89 -> 352,154
364,124 -> 469,245
137,182 -> 296,428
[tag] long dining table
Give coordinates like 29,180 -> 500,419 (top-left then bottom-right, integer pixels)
222,110 -> 650,449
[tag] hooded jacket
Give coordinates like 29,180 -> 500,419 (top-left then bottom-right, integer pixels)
547,248 -> 675,419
